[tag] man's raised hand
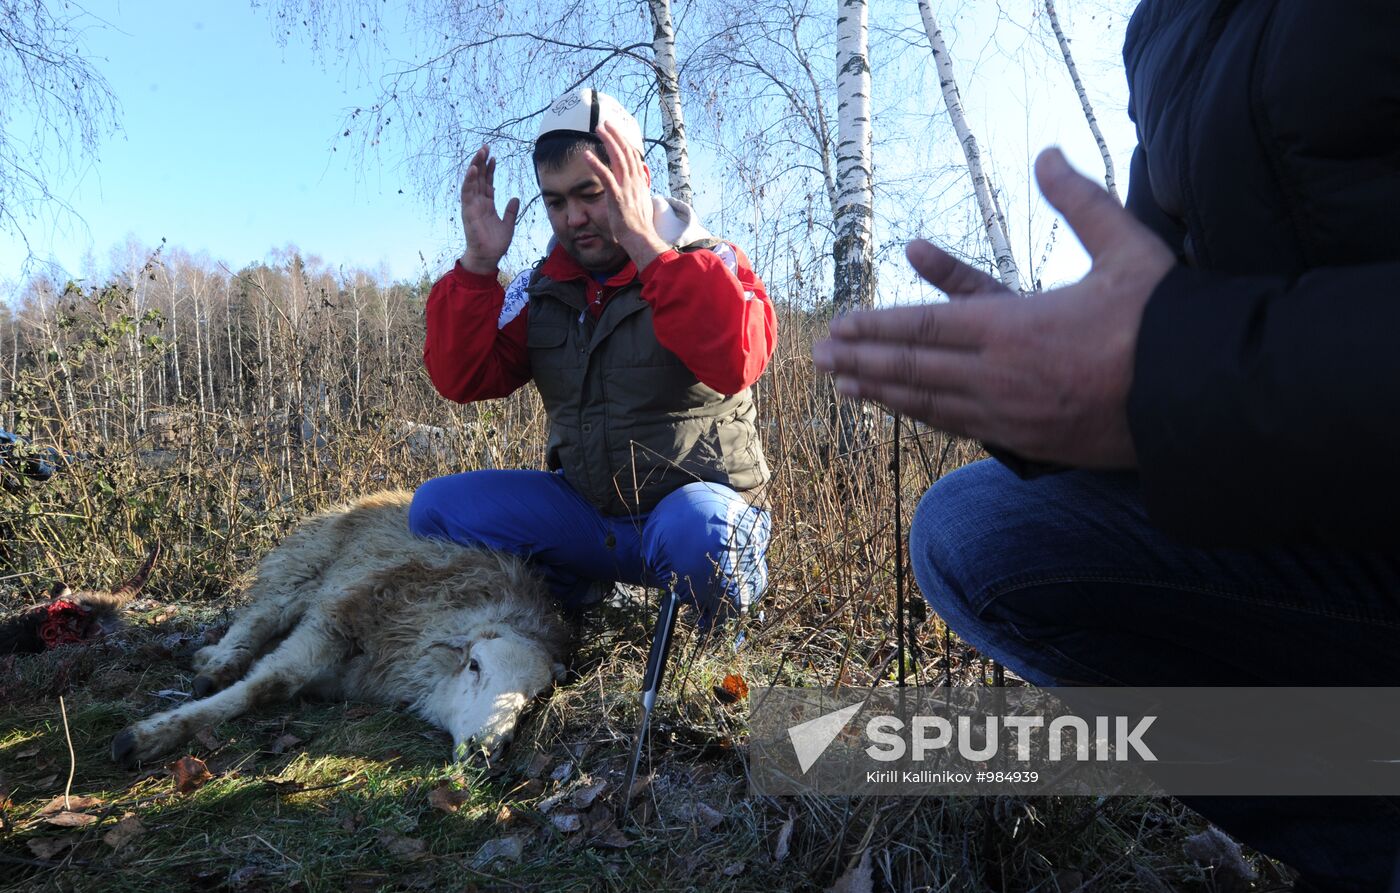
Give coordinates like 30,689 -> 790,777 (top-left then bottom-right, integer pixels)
583,120 -> 669,270
812,148 -> 1176,468
459,145 -> 520,275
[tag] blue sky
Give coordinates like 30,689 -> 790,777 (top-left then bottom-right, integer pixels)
2,1 -> 1138,299
2,0 -> 454,289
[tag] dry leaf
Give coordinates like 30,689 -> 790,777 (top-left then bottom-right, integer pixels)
537,791 -> 568,815
472,835 -> 525,868
103,814 -> 146,849
193,727 -> 224,750
571,780 -> 608,810
827,849 -> 873,893
713,673 -> 750,705
677,801 -> 724,831
376,830 -> 427,860
774,814 -> 795,864
44,810 -> 98,827
722,862 -> 746,877
170,755 -> 212,794
494,804 -> 517,826
14,745 -> 41,759
28,837 -> 73,860
428,782 -> 470,814
523,752 -> 551,779
344,704 -> 377,720
516,778 -> 545,799
549,760 -> 575,784
550,811 -> 582,833
583,802 -> 613,834
696,801 -> 724,830
34,774 -> 58,788
270,733 -> 304,755
39,795 -> 102,815
592,827 -> 632,849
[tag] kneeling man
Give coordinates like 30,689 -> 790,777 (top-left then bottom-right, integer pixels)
410,89 -> 775,629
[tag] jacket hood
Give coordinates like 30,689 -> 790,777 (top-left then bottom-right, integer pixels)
650,196 -> 714,247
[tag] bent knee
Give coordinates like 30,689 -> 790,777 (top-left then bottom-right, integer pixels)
408,477 -> 453,538
909,460 -> 1028,617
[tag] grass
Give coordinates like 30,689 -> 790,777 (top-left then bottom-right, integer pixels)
0,590 -> 1292,892
0,302 -> 1297,891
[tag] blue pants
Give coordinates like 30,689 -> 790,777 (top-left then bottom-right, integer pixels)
911,459 -> 1400,893
408,469 -> 770,627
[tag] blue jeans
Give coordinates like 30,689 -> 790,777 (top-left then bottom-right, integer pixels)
408,469 -> 770,628
911,459 -> 1400,893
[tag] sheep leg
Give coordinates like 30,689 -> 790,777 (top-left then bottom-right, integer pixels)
191,583 -> 309,697
114,617 -> 346,766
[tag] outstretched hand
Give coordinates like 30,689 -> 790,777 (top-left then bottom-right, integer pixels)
459,144 -> 520,275
582,120 -> 669,270
812,148 -> 1176,468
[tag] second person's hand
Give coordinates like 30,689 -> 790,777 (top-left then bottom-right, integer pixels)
459,144 -> 520,275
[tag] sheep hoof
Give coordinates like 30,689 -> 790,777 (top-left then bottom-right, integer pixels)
111,728 -> 140,767
192,675 -> 218,698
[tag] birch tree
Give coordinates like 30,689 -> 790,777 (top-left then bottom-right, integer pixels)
690,0 -> 839,296
270,0 -> 704,263
1044,0 -> 1119,202
646,0 -> 693,204
833,0 -> 874,316
917,0 -> 1023,293
0,1 -> 120,263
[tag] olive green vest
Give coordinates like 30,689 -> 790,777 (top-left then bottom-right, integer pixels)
526,256 -> 770,516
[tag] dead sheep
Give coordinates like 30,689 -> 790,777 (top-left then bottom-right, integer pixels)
111,490 -> 571,766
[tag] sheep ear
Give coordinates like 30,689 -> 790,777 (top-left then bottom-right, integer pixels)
429,634 -> 472,654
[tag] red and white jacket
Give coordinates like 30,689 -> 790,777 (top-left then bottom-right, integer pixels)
424,198 -> 776,402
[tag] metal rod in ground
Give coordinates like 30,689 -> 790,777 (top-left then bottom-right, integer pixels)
894,412 -> 906,687
619,588 -> 682,823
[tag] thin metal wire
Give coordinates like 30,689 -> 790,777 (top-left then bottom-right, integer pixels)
894,413 -> 905,688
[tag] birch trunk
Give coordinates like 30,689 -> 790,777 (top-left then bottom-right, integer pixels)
191,275 -> 208,413
170,320 -> 183,403
918,0 -> 1024,293
646,0 -> 692,205
1045,0 -> 1119,202
226,279 -> 243,411
39,300 -> 79,429
833,0 -> 874,315
130,274 -> 146,434
351,278 -> 364,425
203,296 -> 218,413
8,320 -> 18,430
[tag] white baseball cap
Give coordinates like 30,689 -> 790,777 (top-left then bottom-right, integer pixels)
537,88 -> 645,157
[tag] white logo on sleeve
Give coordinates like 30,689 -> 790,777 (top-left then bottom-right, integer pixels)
709,242 -> 755,301
498,270 -> 531,329
709,242 -> 739,274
